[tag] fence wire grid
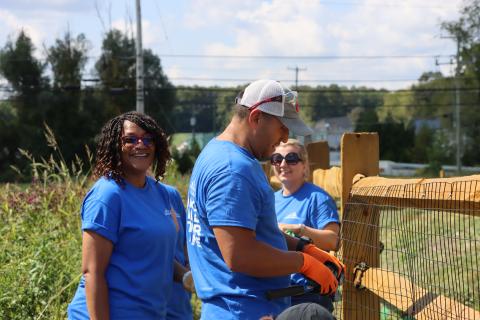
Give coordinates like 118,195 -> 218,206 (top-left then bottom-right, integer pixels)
333,179 -> 480,320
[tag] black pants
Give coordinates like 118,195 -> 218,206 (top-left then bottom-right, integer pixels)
275,303 -> 335,320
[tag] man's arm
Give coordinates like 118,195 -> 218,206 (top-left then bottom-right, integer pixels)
173,260 -> 189,282
213,226 -> 303,277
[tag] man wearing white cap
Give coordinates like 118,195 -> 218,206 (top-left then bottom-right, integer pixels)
186,80 -> 343,320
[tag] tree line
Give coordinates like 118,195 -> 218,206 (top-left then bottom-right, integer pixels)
1,0 -> 480,181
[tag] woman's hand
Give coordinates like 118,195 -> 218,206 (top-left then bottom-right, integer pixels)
182,270 -> 196,293
278,223 -> 304,236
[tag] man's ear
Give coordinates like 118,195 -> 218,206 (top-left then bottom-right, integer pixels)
248,109 -> 262,129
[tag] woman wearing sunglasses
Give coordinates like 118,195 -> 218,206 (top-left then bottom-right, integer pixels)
68,111 -> 181,319
271,139 -> 340,311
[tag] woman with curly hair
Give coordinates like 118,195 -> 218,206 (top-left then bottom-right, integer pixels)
68,111 -> 178,319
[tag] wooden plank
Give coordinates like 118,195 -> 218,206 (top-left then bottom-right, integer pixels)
351,174 -> 480,214
341,133 -> 380,212
341,132 -> 380,320
312,166 -> 342,199
306,140 -> 330,181
362,268 -> 480,319
416,295 -> 480,320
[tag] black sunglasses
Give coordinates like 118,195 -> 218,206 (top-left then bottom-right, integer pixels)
270,152 -> 302,166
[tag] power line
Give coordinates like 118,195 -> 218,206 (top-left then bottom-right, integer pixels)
166,76 -> 423,83
319,0 -> 459,9
157,53 -> 450,60
0,53 -> 453,63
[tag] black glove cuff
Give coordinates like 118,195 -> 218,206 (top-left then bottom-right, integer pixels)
295,236 -> 313,252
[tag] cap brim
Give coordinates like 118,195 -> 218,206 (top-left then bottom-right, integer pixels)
279,117 -> 313,136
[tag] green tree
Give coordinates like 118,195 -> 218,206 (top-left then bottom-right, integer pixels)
46,31 -> 98,163
0,101 -> 19,181
0,31 -> 50,179
441,0 -> 480,166
355,109 -> 415,162
47,32 -> 89,89
95,29 -> 175,132
0,30 -> 46,94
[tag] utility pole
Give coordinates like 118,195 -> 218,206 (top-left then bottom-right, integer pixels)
454,37 -> 461,174
287,66 -> 311,143
287,66 -> 307,89
135,0 -> 144,113
437,35 -> 462,174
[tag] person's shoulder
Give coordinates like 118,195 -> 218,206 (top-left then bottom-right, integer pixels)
304,182 -> 333,200
199,139 -> 256,175
159,182 -> 181,198
90,176 -> 122,195
84,176 -> 122,204
274,188 -> 283,197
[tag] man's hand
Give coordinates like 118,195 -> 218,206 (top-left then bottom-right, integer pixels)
302,244 -> 345,280
299,253 -> 338,295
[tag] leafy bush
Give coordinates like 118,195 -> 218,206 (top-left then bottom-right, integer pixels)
171,139 -> 201,175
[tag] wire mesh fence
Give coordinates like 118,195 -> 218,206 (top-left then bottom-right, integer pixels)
334,179 -> 480,319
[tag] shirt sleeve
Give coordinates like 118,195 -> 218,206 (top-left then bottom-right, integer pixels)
206,172 -> 258,230
309,193 -> 340,230
81,198 -> 120,244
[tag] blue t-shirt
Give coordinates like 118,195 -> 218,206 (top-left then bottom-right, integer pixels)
275,182 -> 340,287
68,176 -> 177,320
164,184 -> 193,320
186,139 -> 290,320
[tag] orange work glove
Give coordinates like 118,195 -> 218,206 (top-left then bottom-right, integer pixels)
299,253 -> 338,295
303,244 -> 345,280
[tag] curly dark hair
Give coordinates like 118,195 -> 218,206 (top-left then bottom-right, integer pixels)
93,111 -> 171,185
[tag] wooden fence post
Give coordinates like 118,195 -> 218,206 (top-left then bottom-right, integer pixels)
340,133 -> 380,320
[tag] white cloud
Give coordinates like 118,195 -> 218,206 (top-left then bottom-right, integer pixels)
183,0 -> 258,28
111,18 -> 163,48
0,10 -> 45,57
1,0 -> 90,12
203,0 -> 326,56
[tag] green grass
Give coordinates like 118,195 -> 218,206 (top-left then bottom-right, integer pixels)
379,207 -> 480,312
0,181 -> 85,319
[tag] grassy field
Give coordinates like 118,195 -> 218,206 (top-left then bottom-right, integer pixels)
379,206 -> 480,311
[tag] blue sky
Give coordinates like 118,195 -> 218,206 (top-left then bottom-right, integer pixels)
0,0 -> 463,90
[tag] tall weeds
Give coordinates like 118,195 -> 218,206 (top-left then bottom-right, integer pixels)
0,124 -> 91,319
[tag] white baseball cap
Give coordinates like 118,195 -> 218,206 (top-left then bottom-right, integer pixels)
236,79 -> 313,136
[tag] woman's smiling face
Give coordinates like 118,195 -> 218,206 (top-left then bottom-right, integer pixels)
120,120 -> 155,179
